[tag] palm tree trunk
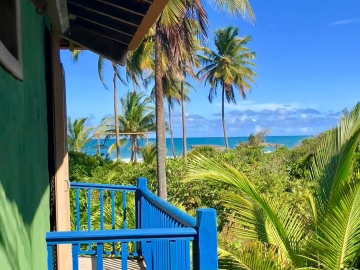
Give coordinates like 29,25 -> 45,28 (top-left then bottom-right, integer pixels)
168,100 -> 176,158
134,137 -> 138,163
131,136 -> 135,162
222,84 -> 229,149
181,71 -> 187,161
113,64 -> 121,160
155,23 -> 167,200
97,136 -> 101,155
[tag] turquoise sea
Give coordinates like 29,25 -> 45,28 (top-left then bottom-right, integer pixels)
84,136 -> 311,161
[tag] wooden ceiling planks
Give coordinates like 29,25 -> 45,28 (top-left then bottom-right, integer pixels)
59,0 -> 164,65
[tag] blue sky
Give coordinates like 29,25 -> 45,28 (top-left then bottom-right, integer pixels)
61,0 -> 360,138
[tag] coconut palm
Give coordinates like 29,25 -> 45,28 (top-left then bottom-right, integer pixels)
139,143 -> 157,164
153,0 -> 255,199
102,91 -> 156,163
67,117 -> 94,152
71,39 -> 153,159
186,103 -> 360,269
146,68 -> 193,158
197,26 -> 257,149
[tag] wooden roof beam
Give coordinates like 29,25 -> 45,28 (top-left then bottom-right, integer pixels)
67,0 -> 143,27
71,19 -> 133,45
62,25 -> 128,65
128,0 -> 170,50
97,0 -> 151,16
67,4 -> 137,36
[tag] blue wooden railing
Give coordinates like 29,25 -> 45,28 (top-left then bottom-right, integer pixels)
47,178 -> 218,270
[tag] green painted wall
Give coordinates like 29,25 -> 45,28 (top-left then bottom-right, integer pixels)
0,0 -> 50,269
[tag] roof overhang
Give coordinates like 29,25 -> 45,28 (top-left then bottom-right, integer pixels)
38,0 -> 168,65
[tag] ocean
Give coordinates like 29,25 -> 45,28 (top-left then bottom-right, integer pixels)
84,136 -> 310,161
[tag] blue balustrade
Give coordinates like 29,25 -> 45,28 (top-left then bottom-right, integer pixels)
48,178 -> 218,269
46,229 -> 196,270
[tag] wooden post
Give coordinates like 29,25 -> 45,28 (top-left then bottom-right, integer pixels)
51,29 -> 71,270
136,178 -> 147,229
97,135 -> 101,154
136,178 -> 147,257
193,209 -> 218,270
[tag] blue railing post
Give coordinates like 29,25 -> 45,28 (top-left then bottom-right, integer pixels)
136,178 -> 147,257
136,178 -> 147,229
193,208 -> 218,270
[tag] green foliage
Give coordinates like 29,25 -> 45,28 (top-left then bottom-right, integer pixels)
69,102 -> 360,269
67,117 -> 94,152
100,91 -> 156,162
185,102 -> 360,269
139,143 -> 157,164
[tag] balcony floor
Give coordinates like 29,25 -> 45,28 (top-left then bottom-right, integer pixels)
73,257 -> 146,270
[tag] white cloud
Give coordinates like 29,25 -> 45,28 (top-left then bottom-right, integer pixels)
330,18 -> 360,26
218,101 -> 308,111
255,125 -> 262,133
240,115 -> 247,122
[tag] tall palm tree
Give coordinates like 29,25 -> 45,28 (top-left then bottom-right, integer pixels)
71,40 -> 153,159
102,91 -> 156,162
165,79 -> 192,158
67,117 -> 94,152
146,69 -> 192,158
153,0 -> 254,199
197,26 -> 257,149
186,103 -> 360,269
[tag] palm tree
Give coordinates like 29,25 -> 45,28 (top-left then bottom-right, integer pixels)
165,79 -> 192,158
186,102 -> 360,269
153,0 -> 255,200
197,26 -> 257,149
139,143 -> 157,164
71,40 -> 153,159
146,68 -> 192,158
67,117 -> 94,152
102,91 -> 156,163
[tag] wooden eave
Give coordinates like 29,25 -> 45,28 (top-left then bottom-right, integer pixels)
58,0 -> 169,65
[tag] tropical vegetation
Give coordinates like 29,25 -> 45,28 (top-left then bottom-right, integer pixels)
68,102 -> 360,269
101,91 -> 156,163
197,26 -> 257,149
186,103 -> 360,269
67,117 -> 93,152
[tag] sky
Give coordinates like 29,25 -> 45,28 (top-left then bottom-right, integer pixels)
61,0 -> 360,138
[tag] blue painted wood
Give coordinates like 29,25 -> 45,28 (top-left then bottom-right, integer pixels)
170,241 -> 176,270
71,182 -> 137,191
47,245 -> 53,270
122,242 -> 128,269
193,209 -> 218,270
96,243 -> 104,269
137,178 -> 196,227
46,228 -> 196,243
145,241 -> 153,270
111,190 -> 116,254
72,243 -> 80,270
75,189 -> 80,231
135,182 -> 141,230
63,179 -> 217,270
100,189 -> 104,230
185,240 -> 190,270
122,190 -> 127,229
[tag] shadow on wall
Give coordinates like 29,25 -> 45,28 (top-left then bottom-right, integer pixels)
0,183 -> 49,270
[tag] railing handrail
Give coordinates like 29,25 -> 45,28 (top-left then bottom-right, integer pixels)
46,228 -> 197,243
70,182 -> 137,191
137,178 -> 197,228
